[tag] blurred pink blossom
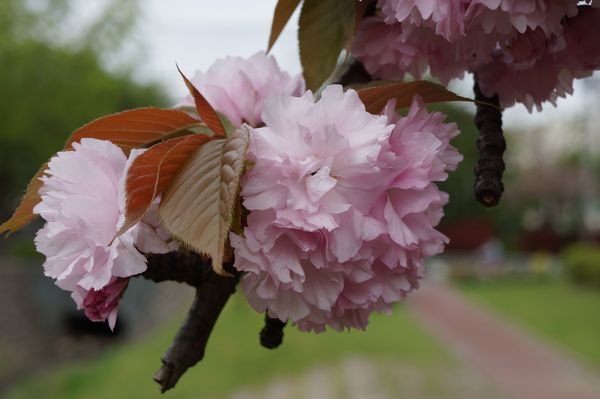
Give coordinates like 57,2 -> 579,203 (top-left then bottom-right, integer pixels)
353,2 -> 599,110
352,16 -> 500,84
378,0 -> 577,39
379,0 -> 470,40
477,7 -> 600,110
351,17 -> 432,81
232,86 -> 460,332
178,51 -> 304,127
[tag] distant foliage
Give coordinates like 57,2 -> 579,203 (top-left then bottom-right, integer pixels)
563,243 -> 600,288
0,0 -> 166,223
3,0 -> 600,392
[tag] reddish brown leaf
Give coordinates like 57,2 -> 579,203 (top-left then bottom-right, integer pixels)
358,80 -> 475,114
1,109 -> 203,235
177,66 -> 226,138
0,164 -> 47,235
122,134 -> 213,233
66,108 -> 201,154
267,0 -> 302,52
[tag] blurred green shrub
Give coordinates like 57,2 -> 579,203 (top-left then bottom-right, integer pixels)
0,0 -> 167,222
562,243 -> 600,288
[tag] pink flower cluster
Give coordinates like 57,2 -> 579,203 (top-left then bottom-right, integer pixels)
352,1 -> 600,110
479,6 -> 600,110
231,85 -> 461,332
34,139 -> 176,329
378,0 -> 578,40
178,51 -> 305,127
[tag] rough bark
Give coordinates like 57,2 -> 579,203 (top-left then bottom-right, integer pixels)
142,253 -> 240,393
473,77 -> 506,207
143,251 -> 212,286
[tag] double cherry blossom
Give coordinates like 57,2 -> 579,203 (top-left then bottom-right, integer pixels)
232,86 -> 461,331
34,139 -> 176,329
35,52 -> 460,332
353,1 -> 600,110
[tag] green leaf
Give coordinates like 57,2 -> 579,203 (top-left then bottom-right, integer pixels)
159,125 -> 250,275
299,0 -> 355,91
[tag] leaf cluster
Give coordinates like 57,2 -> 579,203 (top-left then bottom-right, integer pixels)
1,71 -> 250,274
1,70 -> 475,272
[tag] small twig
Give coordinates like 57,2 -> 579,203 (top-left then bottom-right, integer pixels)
143,251 -> 212,286
336,59 -> 372,87
473,76 -> 506,207
142,253 -> 240,393
259,315 -> 287,349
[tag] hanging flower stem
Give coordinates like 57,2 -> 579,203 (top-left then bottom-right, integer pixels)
260,315 -> 287,349
473,75 -> 506,207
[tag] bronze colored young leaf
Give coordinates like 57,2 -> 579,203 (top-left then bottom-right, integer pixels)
122,134 -> 214,234
0,164 -> 47,234
66,108 -> 201,154
1,108 -> 203,236
177,66 -> 227,138
299,0 -> 355,91
159,126 -> 250,275
267,0 -> 302,52
358,80 -> 475,114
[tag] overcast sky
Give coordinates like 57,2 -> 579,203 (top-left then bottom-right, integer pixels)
124,0 -> 597,130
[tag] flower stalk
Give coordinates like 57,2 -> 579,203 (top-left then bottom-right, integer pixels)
143,253 -> 240,393
473,76 -> 506,207
260,315 -> 287,349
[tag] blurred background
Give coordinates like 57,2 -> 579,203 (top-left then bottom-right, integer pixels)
1,0 -> 599,398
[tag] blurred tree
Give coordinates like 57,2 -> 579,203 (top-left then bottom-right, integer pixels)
0,0 -> 167,227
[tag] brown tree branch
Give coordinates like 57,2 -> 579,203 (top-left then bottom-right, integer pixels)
473,76 -> 506,207
136,40 -> 505,395
142,253 -> 240,393
143,251 -> 212,286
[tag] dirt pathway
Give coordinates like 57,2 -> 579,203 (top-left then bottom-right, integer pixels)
226,282 -> 600,399
408,283 -> 600,399
228,355 -> 505,399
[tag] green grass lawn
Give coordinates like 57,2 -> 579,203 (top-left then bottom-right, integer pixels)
5,295 -> 453,399
458,277 -> 600,371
